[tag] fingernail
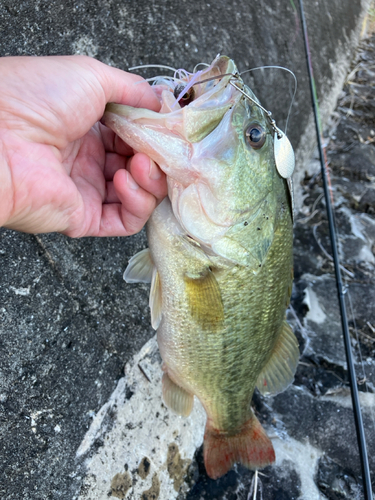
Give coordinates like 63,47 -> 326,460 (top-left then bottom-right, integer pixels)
126,171 -> 139,190
149,159 -> 161,180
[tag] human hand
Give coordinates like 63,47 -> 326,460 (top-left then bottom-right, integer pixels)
0,56 -> 167,237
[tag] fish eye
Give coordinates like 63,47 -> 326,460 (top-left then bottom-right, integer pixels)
174,84 -> 195,107
245,124 -> 266,149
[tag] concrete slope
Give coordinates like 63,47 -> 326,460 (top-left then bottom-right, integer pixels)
0,1 -> 373,499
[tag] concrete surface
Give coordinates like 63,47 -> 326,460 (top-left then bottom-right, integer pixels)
0,1 -> 374,499
0,0 -> 370,206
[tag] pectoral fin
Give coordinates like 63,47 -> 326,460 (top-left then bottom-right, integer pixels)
123,248 -> 154,283
162,372 -> 194,417
124,248 -> 163,330
256,320 -> 299,395
150,268 -> 162,330
184,269 -> 224,330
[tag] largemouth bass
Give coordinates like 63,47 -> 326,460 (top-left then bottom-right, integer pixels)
103,56 -> 299,479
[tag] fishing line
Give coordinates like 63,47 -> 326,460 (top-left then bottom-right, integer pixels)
141,76 -> 180,84
130,62 -> 296,136
193,62 -> 210,72
344,253 -> 375,450
239,66 -> 297,135
253,471 -> 259,500
298,1 -> 373,498
129,64 -> 178,72
247,470 -> 263,500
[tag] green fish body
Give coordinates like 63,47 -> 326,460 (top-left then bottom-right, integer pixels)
103,56 -> 299,479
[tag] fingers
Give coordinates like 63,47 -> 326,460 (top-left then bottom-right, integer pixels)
98,203 -> 144,237
93,59 -> 161,112
125,153 -> 168,203
98,169 -> 156,237
104,181 -> 119,203
99,122 -> 133,157
112,155 -> 166,214
96,61 -> 166,236
103,152 -> 127,181
96,153 -> 167,237
104,152 -> 167,202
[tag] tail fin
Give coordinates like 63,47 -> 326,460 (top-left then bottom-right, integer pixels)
203,414 -> 275,479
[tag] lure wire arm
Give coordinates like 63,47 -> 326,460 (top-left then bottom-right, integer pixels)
145,65 -> 287,141
229,80 -> 284,138
187,70 -> 284,139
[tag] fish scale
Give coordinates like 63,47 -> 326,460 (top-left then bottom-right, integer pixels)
103,55 -> 298,479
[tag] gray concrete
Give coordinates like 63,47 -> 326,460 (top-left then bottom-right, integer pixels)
0,1 -> 373,499
0,0 -> 370,205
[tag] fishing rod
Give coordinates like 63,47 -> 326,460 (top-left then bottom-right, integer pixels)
298,1 -> 373,498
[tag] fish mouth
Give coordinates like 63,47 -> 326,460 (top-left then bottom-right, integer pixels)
173,55 -> 235,103
102,56 -> 242,184
178,56 -> 238,110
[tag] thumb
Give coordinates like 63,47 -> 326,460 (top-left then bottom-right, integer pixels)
93,59 -> 161,112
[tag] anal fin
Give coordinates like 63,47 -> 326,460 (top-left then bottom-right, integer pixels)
256,320 -> 299,396
162,372 -> 194,417
204,414 -> 275,479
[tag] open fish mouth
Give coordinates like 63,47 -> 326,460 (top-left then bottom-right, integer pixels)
137,54 -> 239,112
103,55 -> 241,156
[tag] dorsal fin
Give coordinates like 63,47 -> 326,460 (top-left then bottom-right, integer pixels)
256,320 -> 299,395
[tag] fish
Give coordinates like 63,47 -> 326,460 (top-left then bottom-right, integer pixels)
102,55 -> 299,480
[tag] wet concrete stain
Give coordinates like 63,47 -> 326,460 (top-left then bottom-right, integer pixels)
166,442 -> 191,492
141,473 -> 160,500
110,471 -> 132,499
138,456 -> 151,480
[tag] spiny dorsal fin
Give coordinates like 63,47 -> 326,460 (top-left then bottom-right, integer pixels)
123,248 -> 154,283
162,372 -> 194,417
184,268 -> 224,330
150,267 -> 162,330
256,320 -> 299,396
